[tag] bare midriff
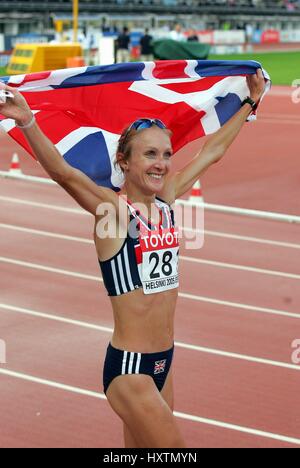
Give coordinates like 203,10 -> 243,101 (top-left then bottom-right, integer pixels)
109,286 -> 178,353
94,199 -> 178,353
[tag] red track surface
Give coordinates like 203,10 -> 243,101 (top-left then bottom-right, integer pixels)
0,87 -> 300,448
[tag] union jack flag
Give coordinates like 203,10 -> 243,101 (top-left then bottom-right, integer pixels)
154,359 -> 167,374
0,60 -> 270,190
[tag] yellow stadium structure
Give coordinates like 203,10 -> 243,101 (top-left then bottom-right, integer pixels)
7,43 -> 83,74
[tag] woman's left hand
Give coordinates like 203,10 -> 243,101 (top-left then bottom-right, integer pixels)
246,68 -> 266,103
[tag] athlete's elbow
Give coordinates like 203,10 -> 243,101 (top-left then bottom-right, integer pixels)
49,167 -> 71,185
211,144 -> 227,164
205,145 -> 226,165
213,148 -> 226,164
48,171 -> 62,184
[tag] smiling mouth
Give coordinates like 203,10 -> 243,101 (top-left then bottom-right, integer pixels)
147,173 -> 164,180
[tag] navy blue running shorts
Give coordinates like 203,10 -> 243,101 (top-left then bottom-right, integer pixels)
103,342 -> 174,395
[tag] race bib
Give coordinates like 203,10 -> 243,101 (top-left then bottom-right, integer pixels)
139,227 -> 179,295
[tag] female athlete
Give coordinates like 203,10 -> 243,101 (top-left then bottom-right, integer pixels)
0,69 -> 265,448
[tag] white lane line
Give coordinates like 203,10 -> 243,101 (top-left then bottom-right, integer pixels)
0,223 -> 91,244
2,222 -> 300,252
0,367 -> 105,400
1,224 -> 299,281
179,292 -> 300,320
0,196 -> 89,216
175,341 -> 300,371
0,367 -> 299,447
0,256 -> 99,282
1,256 -> 300,321
1,302 -> 299,371
179,256 -> 300,281
2,221 -> 300,250
174,410 -> 300,447
1,196 -> 300,250
0,303 -> 112,333
203,229 -> 300,251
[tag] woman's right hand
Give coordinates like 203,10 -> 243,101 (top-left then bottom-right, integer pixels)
0,81 -> 33,126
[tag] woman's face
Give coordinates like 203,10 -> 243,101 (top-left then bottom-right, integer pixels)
123,126 -> 173,194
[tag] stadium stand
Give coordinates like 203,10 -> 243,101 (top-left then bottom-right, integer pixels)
0,0 -> 299,9
0,0 -> 300,37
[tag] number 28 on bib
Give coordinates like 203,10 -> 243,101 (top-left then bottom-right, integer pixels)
139,228 -> 179,295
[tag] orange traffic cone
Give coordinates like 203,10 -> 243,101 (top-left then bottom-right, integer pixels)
189,180 -> 204,204
9,153 -> 22,175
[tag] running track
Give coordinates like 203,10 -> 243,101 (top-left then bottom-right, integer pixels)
0,87 -> 299,448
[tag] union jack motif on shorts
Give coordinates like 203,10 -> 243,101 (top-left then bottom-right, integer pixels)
154,359 -> 167,374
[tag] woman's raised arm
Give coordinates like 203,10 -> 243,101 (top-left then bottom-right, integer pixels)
0,82 -> 119,216
162,69 -> 266,201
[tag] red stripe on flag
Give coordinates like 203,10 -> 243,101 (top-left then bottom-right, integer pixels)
6,78 -> 206,158
8,71 -> 52,87
160,75 -> 225,93
7,128 -> 36,160
35,111 -> 83,145
8,109 -> 81,152
152,61 -> 190,79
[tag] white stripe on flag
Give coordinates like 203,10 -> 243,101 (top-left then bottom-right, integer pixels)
101,130 -> 124,188
122,351 -> 128,375
141,61 -> 156,80
7,74 -> 26,85
55,127 -> 103,156
15,67 -> 89,91
0,118 -> 17,132
184,60 -> 201,79
0,110 -> 40,133
130,75 -> 247,132
53,125 -> 123,188
200,76 -> 248,134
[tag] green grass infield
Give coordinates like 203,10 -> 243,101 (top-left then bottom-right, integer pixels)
209,50 -> 300,85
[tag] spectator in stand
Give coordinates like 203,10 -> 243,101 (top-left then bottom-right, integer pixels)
245,23 -> 254,44
140,29 -> 153,62
116,27 -> 131,63
111,24 -> 119,35
187,29 -> 199,42
285,1 -> 296,11
169,24 -> 186,41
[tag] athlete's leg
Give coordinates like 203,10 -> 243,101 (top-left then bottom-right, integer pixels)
106,374 -> 185,448
160,366 -> 174,412
123,368 -> 175,448
123,423 -> 140,448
